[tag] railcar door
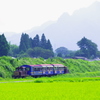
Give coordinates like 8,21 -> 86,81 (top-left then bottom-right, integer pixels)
59,67 -> 64,74
42,67 -> 47,75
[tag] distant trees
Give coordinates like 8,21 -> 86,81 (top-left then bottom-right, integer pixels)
46,39 -> 53,50
55,47 -> 68,56
18,33 -> 54,58
0,34 -> 9,56
8,43 -> 19,57
40,33 -> 47,49
1,32 -> 99,60
55,47 -> 74,58
27,47 -> 54,59
32,34 -> 40,48
77,37 -> 98,58
55,37 -> 99,59
19,33 -> 31,52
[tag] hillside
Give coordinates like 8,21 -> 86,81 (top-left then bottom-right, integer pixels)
1,56 -> 100,78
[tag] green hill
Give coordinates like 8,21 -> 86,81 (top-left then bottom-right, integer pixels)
0,56 -> 100,78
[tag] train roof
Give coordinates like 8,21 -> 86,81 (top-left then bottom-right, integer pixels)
52,64 -> 64,67
19,64 -> 65,68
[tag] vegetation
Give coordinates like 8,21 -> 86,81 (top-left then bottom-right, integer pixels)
8,44 -> 19,57
0,56 -> 100,100
0,56 -> 100,79
77,37 -> 98,58
55,37 -> 100,59
0,34 -> 9,56
55,47 -> 74,58
1,24 -> 100,100
0,81 -> 100,100
9,33 -> 54,58
0,33 -> 100,59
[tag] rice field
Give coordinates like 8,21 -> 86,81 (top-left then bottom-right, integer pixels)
0,81 -> 100,100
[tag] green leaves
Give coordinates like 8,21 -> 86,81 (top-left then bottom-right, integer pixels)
77,37 -> 98,58
0,34 -> 9,56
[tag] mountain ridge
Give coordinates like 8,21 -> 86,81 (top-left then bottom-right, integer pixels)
5,1 -> 100,51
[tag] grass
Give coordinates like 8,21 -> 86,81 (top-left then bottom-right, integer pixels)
1,56 -> 100,78
6,75 -> 100,83
0,81 -> 100,100
1,57 -> 100,99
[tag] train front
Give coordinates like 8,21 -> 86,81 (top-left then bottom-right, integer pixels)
13,65 -> 30,78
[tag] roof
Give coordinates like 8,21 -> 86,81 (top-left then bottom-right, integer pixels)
19,64 -> 65,68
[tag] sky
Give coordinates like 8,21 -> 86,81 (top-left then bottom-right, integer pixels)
0,0 -> 100,33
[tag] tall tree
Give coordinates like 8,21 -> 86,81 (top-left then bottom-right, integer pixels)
40,33 -> 47,49
77,37 -> 98,58
32,34 -> 40,48
0,34 -> 9,56
19,33 -> 30,52
46,39 -> 53,51
29,37 -> 33,48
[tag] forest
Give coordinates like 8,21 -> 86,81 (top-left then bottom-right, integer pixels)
0,33 -> 100,59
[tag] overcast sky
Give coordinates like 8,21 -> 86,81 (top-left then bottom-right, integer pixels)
0,0 -> 100,33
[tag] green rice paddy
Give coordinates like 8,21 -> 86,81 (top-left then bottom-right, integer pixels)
0,80 -> 100,100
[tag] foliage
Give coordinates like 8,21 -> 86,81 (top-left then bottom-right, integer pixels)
19,33 -> 31,52
77,37 -> 98,58
55,47 -> 68,55
18,33 -> 53,58
1,56 -> 100,78
27,47 -> 54,59
32,34 -> 40,48
55,47 -> 76,58
8,44 -> 19,57
45,39 -> 53,51
0,34 -> 10,56
40,33 -> 47,49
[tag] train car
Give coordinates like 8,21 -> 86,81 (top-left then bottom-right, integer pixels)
13,64 -> 68,78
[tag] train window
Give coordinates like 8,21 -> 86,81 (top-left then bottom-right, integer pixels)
23,68 -> 26,71
47,67 -> 50,70
43,67 -> 47,70
34,68 -> 41,71
26,67 -> 30,71
18,68 -> 23,71
54,67 -> 57,70
49,67 -> 53,70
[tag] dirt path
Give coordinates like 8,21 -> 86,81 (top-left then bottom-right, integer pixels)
0,80 -> 34,83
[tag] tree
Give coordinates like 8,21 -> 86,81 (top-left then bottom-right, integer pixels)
17,33 -> 54,58
77,37 -> 98,58
32,34 -> 40,48
56,47 -> 68,54
19,33 -> 30,52
55,47 -> 72,57
40,33 -> 47,49
0,34 -> 10,56
57,53 -> 63,57
27,47 -> 54,59
26,48 -> 34,57
8,43 -> 19,57
46,39 -> 53,51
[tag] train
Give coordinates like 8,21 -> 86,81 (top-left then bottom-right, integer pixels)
13,64 -> 69,78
